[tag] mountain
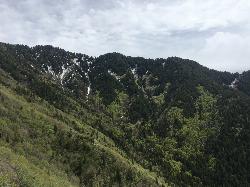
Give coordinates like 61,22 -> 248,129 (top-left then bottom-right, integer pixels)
0,42 -> 250,186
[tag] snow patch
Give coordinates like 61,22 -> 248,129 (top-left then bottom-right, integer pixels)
60,66 -> 68,80
85,72 -> 88,78
87,60 -> 92,65
82,55 -> 92,66
87,85 -> 91,96
72,58 -> 80,66
131,68 -> 136,75
108,70 -> 121,80
35,52 -> 40,59
229,78 -> 239,89
59,66 -> 71,85
85,71 -> 91,98
47,66 -> 55,76
131,68 -> 138,79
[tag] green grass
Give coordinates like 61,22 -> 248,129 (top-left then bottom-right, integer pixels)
0,69 -> 169,186
0,146 -> 77,187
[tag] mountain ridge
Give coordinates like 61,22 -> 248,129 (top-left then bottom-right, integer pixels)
1,42 -> 250,186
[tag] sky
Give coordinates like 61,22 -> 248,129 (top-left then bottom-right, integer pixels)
0,0 -> 250,72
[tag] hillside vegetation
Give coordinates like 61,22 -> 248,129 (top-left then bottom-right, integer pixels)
0,42 -> 250,186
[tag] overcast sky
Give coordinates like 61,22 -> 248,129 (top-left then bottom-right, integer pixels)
0,0 -> 250,72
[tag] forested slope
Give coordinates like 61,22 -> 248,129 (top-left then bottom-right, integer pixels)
0,42 -> 250,186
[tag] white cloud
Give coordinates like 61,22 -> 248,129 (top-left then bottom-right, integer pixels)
197,32 -> 250,72
0,0 -> 250,72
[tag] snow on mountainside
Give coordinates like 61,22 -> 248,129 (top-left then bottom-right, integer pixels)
229,78 -> 239,89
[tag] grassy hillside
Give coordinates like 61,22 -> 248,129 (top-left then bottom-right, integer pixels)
0,69 -> 169,186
